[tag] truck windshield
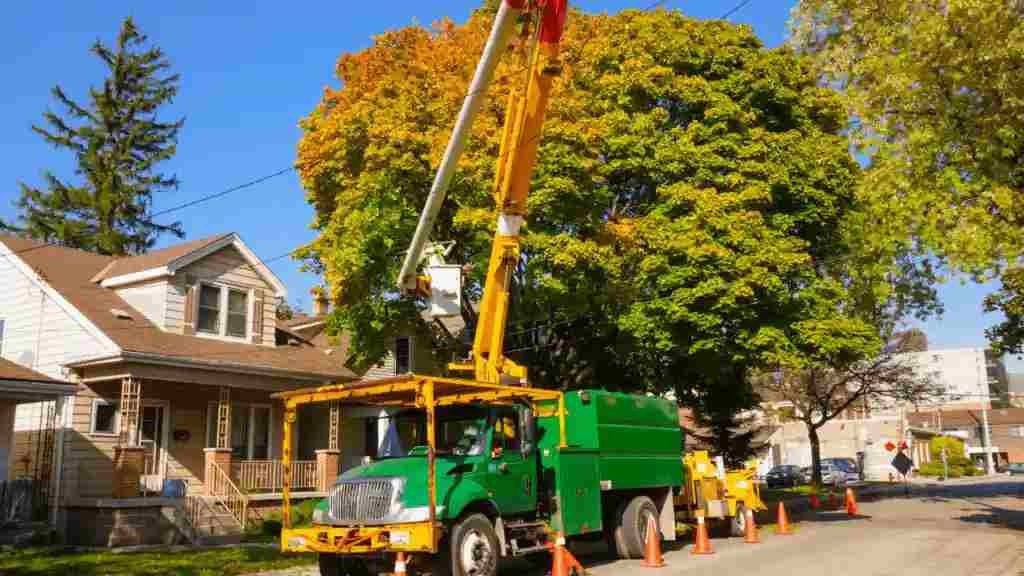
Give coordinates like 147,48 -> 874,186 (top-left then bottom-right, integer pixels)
378,408 -> 488,458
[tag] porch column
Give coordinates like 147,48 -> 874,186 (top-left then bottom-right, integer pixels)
204,387 -> 233,495
316,401 -> 341,492
113,378 -> 144,498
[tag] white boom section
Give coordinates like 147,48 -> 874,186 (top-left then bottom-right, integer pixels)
396,1 -> 522,291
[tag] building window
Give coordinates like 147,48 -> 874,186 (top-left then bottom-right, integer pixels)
227,289 -> 248,338
206,403 -> 271,459
1012,425 -> 1024,439
196,284 -> 249,339
197,284 -> 221,334
395,337 -> 412,374
0,318 -> 5,356
91,400 -> 119,435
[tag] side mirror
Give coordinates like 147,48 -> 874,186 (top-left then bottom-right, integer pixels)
520,408 -> 535,455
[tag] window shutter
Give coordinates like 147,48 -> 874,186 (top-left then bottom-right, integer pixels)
183,283 -> 196,334
251,290 -> 264,344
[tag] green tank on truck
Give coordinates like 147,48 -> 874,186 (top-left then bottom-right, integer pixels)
305,389 -> 683,576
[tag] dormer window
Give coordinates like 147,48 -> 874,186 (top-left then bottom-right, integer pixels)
197,285 -> 222,334
227,289 -> 248,338
196,283 -> 249,340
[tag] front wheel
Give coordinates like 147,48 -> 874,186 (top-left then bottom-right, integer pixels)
318,555 -> 370,576
449,514 -> 499,576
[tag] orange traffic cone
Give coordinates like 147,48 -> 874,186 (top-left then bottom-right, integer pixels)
809,493 -> 821,510
393,551 -> 407,576
640,514 -> 665,567
845,487 -> 859,516
691,513 -> 714,555
550,532 -> 585,576
775,502 -> 793,535
743,508 -> 760,544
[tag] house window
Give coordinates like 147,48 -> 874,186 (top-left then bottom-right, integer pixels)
196,284 -> 249,339
227,289 -> 248,338
197,285 -> 221,334
395,337 -> 412,374
1011,425 -> 1024,439
91,400 -> 119,435
206,403 -> 271,459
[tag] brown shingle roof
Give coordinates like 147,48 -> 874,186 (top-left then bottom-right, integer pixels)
0,234 -> 356,381
90,234 -> 232,282
0,358 -> 64,384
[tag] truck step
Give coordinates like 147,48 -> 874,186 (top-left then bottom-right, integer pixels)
510,543 -> 550,557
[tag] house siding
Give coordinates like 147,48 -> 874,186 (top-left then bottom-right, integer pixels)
114,281 -> 167,329
170,247 -> 277,346
0,252 -> 109,481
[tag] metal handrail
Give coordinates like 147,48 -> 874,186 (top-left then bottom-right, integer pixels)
206,461 -> 249,529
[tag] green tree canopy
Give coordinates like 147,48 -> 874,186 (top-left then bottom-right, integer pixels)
297,9 -> 872,397
1,17 -> 184,255
791,0 -> 1024,353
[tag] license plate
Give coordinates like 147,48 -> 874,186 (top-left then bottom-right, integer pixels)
389,531 -> 410,545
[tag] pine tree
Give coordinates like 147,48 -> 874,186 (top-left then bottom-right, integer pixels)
1,17 -> 184,255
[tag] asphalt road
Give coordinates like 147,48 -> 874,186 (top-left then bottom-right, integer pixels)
570,477 -> 1024,576
251,477 -> 1024,576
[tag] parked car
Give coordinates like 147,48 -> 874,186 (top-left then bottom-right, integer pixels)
1007,462 -> 1024,476
821,458 -> 860,486
765,465 -> 803,488
800,466 -> 813,484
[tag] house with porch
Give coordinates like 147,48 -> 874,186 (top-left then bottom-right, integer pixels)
0,233 -> 431,546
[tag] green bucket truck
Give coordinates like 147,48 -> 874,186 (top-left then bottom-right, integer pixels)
273,376 -> 683,576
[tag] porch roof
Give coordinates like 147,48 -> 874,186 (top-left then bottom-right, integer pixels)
0,358 -> 77,401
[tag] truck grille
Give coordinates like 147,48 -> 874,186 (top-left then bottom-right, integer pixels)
329,479 -> 396,523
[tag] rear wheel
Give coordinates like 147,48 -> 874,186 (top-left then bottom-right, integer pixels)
729,504 -> 746,537
318,555 -> 370,576
614,495 -> 659,559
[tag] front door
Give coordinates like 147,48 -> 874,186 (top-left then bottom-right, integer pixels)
486,408 -> 538,515
139,405 -> 166,492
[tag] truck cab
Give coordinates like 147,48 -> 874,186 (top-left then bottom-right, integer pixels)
311,405 -> 540,529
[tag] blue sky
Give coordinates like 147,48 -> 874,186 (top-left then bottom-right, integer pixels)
1,1 -> 1019,372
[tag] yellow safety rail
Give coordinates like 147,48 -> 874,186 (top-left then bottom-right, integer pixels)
271,375 -> 564,554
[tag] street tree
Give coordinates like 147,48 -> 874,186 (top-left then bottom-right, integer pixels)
759,335 -> 941,486
1,17 -> 184,255
791,0 -> 1024,352
295,6 -> 865,448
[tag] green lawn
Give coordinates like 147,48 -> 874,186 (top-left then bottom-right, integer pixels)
0,546 -> 315,576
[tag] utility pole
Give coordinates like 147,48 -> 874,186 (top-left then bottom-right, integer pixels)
980,404 -> 994,475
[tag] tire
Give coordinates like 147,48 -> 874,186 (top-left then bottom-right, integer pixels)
318,555 -> 370,576
614,495 -> 659,559
729,504 -> 746,538
448,513 -> 499,576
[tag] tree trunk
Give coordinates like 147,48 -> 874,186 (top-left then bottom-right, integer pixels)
808,423 -> 823,487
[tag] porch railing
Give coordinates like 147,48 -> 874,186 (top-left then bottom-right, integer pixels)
206,461 -> 248,529
233,460 -> 318,492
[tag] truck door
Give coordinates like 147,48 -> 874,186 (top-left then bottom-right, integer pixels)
486,407 -> 537,515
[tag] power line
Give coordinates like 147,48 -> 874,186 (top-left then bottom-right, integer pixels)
148,167 -> 294,219
0,166 -> 295,260
720,0 -> 755,19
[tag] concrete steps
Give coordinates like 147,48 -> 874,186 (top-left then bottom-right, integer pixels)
178,495 -> 244,546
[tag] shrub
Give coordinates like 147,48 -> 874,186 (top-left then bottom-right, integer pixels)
917,462 -> 944,477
